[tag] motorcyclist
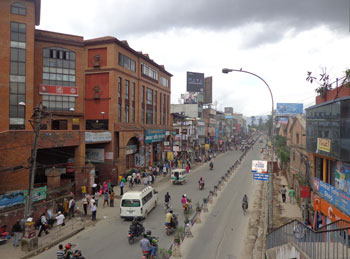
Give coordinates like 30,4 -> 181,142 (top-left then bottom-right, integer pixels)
130,217 -> 143,236
181,194 -> 187,209
164,192 -> 171,209
140,234 -> 152,258
209,161 -> 213,169
198,177 -> 205,189
146,230 -> 158,258
165,209 -> 176,229
242,194 -> 248,210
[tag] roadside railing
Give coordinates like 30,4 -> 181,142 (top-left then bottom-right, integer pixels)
266,219 -> 350,259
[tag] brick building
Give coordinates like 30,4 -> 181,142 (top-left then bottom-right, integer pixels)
0,0 -> 172,227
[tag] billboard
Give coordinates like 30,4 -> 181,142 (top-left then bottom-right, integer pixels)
187,71 -> 204,92
224,107 -> 233,114
252,160 -> 268,173
276,103 -> 303,115
277,117 -> 289,124
183,92 -> 198,104
40,84 -> 78,96
204,76 -> 213,103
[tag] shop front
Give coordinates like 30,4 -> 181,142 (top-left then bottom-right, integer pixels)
145,129 -> 166,166
126,137 -> 139,169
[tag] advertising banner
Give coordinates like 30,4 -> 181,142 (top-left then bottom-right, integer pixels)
186,71 -> 204,92
85,132 -> 112,143
0,187 -> 47,209
316,177 -> 350,216
317,138 -> 331,153
253,173 -> 269,181
276,103 -> 303,115
252,160 -> 268,173
86,148 -> 104,163
313,194 -> 350,222
277,117 -> 289,124
204,76 -> 213,104
39,84 -> 78,96
145,129 -> 166,144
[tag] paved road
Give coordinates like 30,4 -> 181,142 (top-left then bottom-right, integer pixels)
35,147 -> 253,259
183,144 -> 262,259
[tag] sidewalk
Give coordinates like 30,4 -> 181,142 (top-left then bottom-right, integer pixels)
1,159 -> 207,258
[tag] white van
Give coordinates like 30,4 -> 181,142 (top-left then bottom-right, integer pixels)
120,186 -> 158,219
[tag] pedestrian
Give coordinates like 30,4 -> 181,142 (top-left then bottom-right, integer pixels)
103,191 -> 109,207
280,185 -> 287,203
143,174 -> 148,185
186,164 -> 190,174
148,174 -> 153,185
57,202 -> 64,215
94,191 -> 100,207
289,187 -> 295,204
163,166 -> 167,176
90,196 -> 96,208
107,180 -> 112,192
103,181 -> 108,193
38,213 -> 49,237
136,172 -> 141,184
127,174 -> 132,187
57,244 -> 65,259
91,202 -> 97,221
68,197 -> 75,219
109,190 -> 115,207
120,179 -> 125,196
56,211 -> 65,227
63,198 -> 69,217
82,196 -> 88,215
11,221 -> 21,247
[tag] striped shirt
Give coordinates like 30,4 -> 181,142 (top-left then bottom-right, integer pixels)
57,249 -> 65,259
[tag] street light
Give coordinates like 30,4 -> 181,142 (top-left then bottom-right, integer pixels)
222,67 -> 275,231
19,102 -> 49,220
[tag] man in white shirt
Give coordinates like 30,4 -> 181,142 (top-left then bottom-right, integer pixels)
56,211 -> 65,226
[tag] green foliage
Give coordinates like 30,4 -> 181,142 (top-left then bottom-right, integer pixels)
159,248 -> 172,258
273,135 -> 290,168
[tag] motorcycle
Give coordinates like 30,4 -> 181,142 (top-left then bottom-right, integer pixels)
199,182 -> 204,190
72,250 -> 85,259
128,222 -> 145,244
209,164 -> 213,170
142,235 -> 159,258
242,201 -> 248,216
164,201 -> 171,212
165,214 -> 178,236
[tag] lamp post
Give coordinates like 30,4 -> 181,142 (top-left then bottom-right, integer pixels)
19,102 -> 48,220
222,68 -> 275,232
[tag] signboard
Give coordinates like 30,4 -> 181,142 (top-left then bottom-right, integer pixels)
315,177 -> 350,216
205,144 -> 210,150
85,131 -> 112,143
186,71 -> 204,92
252,160 -> 268,173
145,129 -> 166,144
300,186 -> 311,198
224,107 -> 233,114
204,76 -> 213,103
183,92 -> 198,104
23,186 -> 47,203
86,148 -> 104,163
0,187 -> 47,209
313,195 -> 350,222
276,103 -> 303,115
253,172 -> 269,181
317,138 -> 331,153
225,115 -> 234,119
39,84 -> 78,96
173,146 -> 180,152
126,144 -> 138,155
277,117 -> 289,124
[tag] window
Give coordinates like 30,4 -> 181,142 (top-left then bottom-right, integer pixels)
163,94 -> 166,125
125,105 -> 129,123
141,86 -> 145,104
160,76 -> 169,87
132,106 -> 135,123
154,91 -> 157,124
118,77 -> 122,98
121,199 -> 140,207
42,47 -> 76,87
141,107 -> 145,123
132,82 -> 135,101
42,95 -> 75,111
11,2 -> 26,16
9,22 -> 26,130
118,103 -> 121,122
146,88 -> 153,105
293,152 -> 295,161
125,80 -> 129,100
52,120 -> 68,130
118,53 -> 136,72
141,63 -> 158,81
141,192 -> 153,205
146,109 -> 153,124
296,133 -> 299,144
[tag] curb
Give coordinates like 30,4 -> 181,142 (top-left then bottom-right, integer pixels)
19,225 -> 85,259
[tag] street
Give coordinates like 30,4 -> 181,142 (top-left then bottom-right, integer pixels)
34,144 -> 260,259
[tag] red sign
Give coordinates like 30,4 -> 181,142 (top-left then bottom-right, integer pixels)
300,186 -> 311,198
39,84 -> 78,96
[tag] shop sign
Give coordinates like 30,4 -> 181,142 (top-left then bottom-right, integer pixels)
0,186 -> 47,209
164,141 -> 170,146
313,194 -> 350,222
39,84 -> 78,96
86,148 -> 104,163
205,144 -> 210,150
72,118 -> 80,125
313,178 -> 320,191
300,186 -> 311,198
317,138 -> 331,153
164,146 -> 171,151
126,144 -> 138,155
167,152 -> 174,161
253,172 -> 269,181
316,177 -> 350,216
173,146 -> 180,152
252,160 -> 268,173
145,129 -> 166,144
85,131 -> 112,143
104,152 -> 113,160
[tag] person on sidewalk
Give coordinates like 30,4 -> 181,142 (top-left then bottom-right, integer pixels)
11,221 -> 21,247
280,185 -> 287,203
38,213 -> 49,237
82,196 -> 88,215
109,190 -> 115,207
56,211 -> 65,227
91,202 -> 97,221
68,197 -> 75,219
289,187 -> 295,204
57,244 -> 65,259
103,191 -> 109,207
63,198 -> 69,217
120,179 -> 125,196
94,191 -> 100,207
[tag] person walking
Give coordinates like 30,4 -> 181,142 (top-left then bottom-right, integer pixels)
57,244 -> 65,259
103,191 -> 109,207
38,213 -> 49,237
109,190 -> 115,207
120,179 -> 125,196
280,185 -> 287,203
289,187 -> 295,204
68,197 -> 75,219
91,202 -> 97,221
82,196 -> 88,215
11,221 -> 21,247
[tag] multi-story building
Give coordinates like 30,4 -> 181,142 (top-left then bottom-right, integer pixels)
306,85 -> 350,227
0,0 -> 172,227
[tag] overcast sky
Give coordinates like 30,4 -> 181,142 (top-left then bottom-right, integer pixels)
38,0 -> 350,116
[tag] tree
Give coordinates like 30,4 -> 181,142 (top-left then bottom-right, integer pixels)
273,135 -> 290,170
